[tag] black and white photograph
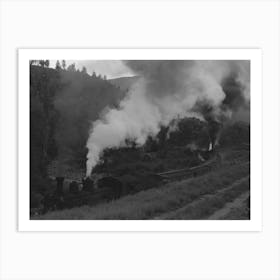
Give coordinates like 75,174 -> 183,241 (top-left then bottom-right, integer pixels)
3,0 -> 280,279
28,57 -> 251,220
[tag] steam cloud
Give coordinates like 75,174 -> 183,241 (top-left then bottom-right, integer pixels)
86,60 -> 250,176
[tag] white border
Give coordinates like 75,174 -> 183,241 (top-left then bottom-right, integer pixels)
18,49 -> 262,232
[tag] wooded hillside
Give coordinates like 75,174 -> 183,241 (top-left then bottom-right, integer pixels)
30,62 -> 125,196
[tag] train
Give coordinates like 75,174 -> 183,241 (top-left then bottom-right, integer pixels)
31,153 -> 222,217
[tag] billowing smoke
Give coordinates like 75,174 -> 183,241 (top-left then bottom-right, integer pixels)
54,69 -> 124,172
86,60 -> 250,176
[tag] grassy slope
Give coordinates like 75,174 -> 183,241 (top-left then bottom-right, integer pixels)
157,176 -> 249,220
37,162 -> 249,220
220,196 -> 250,220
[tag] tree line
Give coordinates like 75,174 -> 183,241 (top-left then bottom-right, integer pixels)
30,60 -> 107,80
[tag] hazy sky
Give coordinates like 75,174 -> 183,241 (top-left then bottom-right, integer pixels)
50,60 -> 134,79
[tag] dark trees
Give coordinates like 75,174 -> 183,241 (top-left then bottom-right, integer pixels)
30,65 -> 60,196
62,60 -> 66,70
55,60 -> 62,70
67,63 -> 76,72
81,66 -> 87,75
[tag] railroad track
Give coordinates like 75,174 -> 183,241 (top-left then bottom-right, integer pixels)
157,156 -> 219,181
157,154 -> 249,181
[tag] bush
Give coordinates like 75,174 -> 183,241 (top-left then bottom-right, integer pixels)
30,174 -> 50,193
30,192 -> 44,208
154,163 -> 164,173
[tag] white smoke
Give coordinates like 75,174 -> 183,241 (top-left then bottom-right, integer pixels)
86,60 -> 250,176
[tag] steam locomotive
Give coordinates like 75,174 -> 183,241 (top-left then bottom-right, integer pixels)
32,149 -> 221,216
39,175 -> 125,214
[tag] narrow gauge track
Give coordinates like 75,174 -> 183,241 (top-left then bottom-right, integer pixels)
157,152 -> 249,181
157,155 -> 221,181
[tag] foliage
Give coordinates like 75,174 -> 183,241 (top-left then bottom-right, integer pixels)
67,63 -> 76,72
30,63 -> 126,199
30,65 -> 61,195
81,66 -> 87,74
62,60 -> 66,70
219,122 -> 250,146
55,60 -> 62,70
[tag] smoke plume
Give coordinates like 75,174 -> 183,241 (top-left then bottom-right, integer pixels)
86,60 -> 250,176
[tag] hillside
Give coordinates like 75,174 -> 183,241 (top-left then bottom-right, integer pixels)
30,65 -> 126,196
55,69 -> 126,165
109,76 -> 140,92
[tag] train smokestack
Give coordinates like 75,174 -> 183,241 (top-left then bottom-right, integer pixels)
208,120 -> 222,150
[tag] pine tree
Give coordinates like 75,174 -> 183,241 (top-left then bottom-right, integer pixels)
39,60 -> 45,67
81,66 -> 87,75
55,60 -> 62,70
62,60 -> 66,70
67,63 -> 76,72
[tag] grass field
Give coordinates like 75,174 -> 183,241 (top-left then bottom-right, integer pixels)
36,161 -> 250,220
